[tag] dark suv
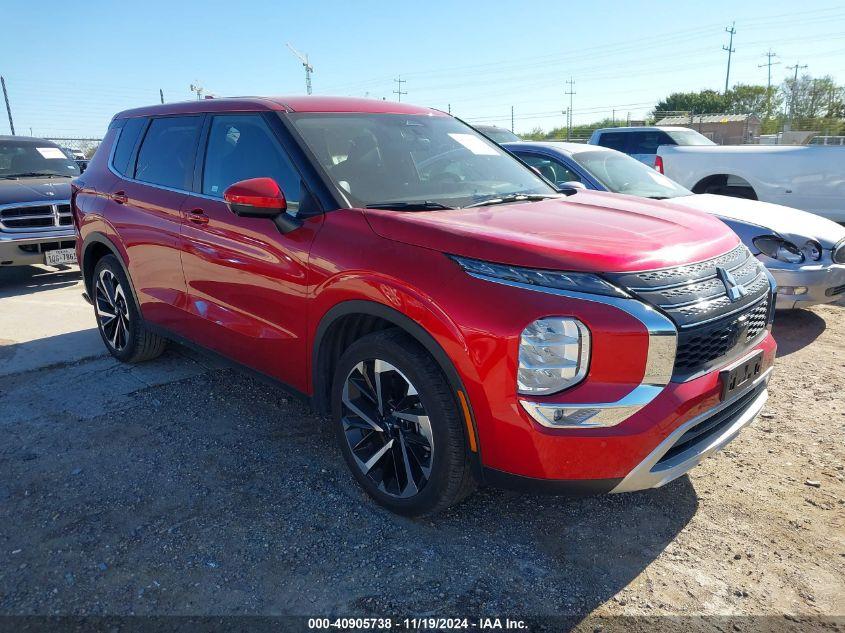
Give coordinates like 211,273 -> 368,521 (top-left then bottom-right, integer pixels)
73,97 -> 776,515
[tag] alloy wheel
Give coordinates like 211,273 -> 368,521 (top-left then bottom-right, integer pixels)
95,269 -> 130,351
341,359 -> 434,498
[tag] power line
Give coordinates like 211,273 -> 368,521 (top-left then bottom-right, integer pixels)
393,76 -> 407,102
723,21 -> 737,93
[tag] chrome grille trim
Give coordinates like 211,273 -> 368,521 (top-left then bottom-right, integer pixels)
0,200 -> 73,232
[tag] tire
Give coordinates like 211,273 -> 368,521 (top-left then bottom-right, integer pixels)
331,329 -> 476,516
92,254 -> 167,363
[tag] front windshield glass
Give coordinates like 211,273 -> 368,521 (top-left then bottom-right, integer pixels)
0,140 -> 81,178
289,113 -> 554,208
571,150 -> 692,199
665,130 -> 715,146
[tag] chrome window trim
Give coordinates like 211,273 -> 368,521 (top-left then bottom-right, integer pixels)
463,271 -> 678,429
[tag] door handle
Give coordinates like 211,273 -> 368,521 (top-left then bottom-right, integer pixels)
112,191 -> 127,204
188,208 -> 209,225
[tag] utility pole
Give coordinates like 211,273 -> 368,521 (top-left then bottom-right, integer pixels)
286,43 -> 314,95
393,76 -> 407,102
159,88 -> 165,104
758,50 -> 780,116
447,103 -> 451,114
1,76 -> 14,135
190,82 -> 204,101
565,77 -> 575,140
511,106 -> 514,132
786,61 -> 808,122
723,22 -> 736,94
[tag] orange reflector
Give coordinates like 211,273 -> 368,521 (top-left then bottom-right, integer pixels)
457,390 -> 477,452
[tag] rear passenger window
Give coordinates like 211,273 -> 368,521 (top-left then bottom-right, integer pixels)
628,131 -> 674,155
111,117 -> 146,176
202,114 -> 301,212
519,154 -> 581,184
596,132 -> 626,152
134,116 -> 201,189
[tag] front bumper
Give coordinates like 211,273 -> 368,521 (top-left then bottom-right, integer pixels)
770,263 -> 845,309
0,229 -> 77,266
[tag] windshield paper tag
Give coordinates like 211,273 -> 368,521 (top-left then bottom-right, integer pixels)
36,147 -> 67,159
448,133 -> 498,156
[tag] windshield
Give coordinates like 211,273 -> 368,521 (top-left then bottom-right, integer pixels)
571,150 -> 692,198
477,126 -> 521,143
665,129 -> 715,146
289,113 -> 554,208
0,140 -> 81,178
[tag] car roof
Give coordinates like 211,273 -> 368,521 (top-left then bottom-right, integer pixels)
113,96 -> 446,120
0,135 -> 57,145
592,126 -> 691,133
504,140 -> 617,157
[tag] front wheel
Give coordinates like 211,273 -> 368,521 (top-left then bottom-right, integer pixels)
331,329 -> 476,516
92,255 -> 167,363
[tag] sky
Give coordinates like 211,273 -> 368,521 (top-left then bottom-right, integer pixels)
2,0 -> 844,139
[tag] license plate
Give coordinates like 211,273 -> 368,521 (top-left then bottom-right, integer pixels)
44,248 -> 77,266
720,351 -> 765,401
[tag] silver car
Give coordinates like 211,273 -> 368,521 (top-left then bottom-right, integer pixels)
505,141 -> 845,309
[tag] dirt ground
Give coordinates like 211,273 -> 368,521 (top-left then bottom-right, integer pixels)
0,265 -> 843,631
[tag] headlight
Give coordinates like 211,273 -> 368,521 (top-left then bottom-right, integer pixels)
518,317 -> 590,395
451,256 -> 627,297
834,240 -> 845,265
753,236 -> 804,264
802,240 -> 822,262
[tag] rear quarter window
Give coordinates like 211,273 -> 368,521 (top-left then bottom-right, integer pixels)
111,117 -> 147,176
596,132 -> 627,152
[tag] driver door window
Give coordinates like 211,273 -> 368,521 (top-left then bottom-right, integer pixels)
202,114 -> 300,213
520,154 -> 581,185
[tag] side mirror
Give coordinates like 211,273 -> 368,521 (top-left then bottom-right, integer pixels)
558,180 -> 586,190
223,177 -> 302,233
224,177 -> 287,217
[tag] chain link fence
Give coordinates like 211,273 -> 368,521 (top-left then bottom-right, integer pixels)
43,137 -> 102,159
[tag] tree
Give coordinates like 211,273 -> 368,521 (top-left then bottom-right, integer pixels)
725,84 -> 778,117
781,74 -> 844,119
653,90 -> 726,116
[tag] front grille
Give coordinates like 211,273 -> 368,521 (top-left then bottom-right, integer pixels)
834,240 -> 845,265
826,284 -> 845,297
604,244 -> 773,380
18,240 -> 76,254
655,381 -> 766,467
0,202 -> 72,231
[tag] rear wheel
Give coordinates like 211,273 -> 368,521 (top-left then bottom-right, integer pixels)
93,255 -> 167,363
331,329 -> 475,516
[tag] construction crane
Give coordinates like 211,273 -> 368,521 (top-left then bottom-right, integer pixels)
287,43 -> 314,95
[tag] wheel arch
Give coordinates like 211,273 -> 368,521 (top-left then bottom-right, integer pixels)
692,173 -> 758,199
80,232 -> 140,310
311,299 -> 481,472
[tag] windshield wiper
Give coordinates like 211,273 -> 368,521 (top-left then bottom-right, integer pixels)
1,172 -> 72,179
463,193 -> 561,208
365,201 -> 454,211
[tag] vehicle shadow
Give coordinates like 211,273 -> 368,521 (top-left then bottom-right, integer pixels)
772,308 -> 827,357
0,264 -> 81,298
0,347 -> 697,622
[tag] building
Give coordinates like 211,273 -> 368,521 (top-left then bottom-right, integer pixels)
654,114 -> 761,145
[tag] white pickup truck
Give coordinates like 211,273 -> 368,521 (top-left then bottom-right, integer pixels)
655,144 -> 845,223
589,126 -> 845,223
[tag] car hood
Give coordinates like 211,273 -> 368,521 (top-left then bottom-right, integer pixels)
363,190 -> 739,273
672,193 -> 845,248
0,177 -> 73,205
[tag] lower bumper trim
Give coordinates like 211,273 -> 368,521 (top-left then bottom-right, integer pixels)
482,467 -> 621,496
611,367 -> 772,493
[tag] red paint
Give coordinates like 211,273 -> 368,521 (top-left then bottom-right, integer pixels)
73,97 -> 776,486
223,177 -> 287,209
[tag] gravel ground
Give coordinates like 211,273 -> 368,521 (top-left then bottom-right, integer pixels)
0,267 -> 843,631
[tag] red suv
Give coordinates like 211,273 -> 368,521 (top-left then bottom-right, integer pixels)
73,97 -> 777,515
